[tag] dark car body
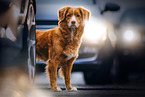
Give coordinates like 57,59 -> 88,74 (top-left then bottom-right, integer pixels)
97,0 -> 145,83
0,0 -> 36,80
115,8 -> 145,83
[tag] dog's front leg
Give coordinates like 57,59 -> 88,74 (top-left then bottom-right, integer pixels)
62,57 -> 77,92
46,59 -> 62,92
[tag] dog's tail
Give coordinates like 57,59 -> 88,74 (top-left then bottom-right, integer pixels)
58,68 -> 64,79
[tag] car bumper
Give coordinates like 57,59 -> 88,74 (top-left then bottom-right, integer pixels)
73,54 -> 102,71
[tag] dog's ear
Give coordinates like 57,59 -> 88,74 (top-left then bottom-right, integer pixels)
58,6 -> 71,22
78,7 -> 90,21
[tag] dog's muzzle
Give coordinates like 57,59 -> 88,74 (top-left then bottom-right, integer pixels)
69,19 -> 78,29
70,21 -> 76,28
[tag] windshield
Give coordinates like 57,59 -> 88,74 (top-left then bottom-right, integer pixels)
121,9 -> 145,27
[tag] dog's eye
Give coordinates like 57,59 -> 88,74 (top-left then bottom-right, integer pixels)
67,14 -> 71,17
77,15 -> 80,17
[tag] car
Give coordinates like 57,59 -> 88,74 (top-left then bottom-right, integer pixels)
0,0 -> 36,81
115,8 -> 145,83
35,0 -> 116,85
99,0 -> 145,83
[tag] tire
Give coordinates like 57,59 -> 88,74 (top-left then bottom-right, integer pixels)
26,2 -> 36,81
114,56 -> 129,83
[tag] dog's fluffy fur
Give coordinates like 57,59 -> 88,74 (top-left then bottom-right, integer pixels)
36,6 -> 90,92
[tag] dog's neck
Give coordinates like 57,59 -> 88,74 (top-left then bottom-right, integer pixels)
70,28 -> 75,42
58,22 -> 85,45
59,26 -> 84,43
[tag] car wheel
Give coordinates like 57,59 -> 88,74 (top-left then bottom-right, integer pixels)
114,56 -> 129,83
26,2 -> 36,81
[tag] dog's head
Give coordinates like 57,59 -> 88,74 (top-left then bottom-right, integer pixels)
58,6 -> 90,29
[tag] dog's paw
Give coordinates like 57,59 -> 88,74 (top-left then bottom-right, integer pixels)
53,87 -> 62,92
68,87 -> 77,92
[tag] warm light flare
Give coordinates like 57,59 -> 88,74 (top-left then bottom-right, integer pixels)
83,17 -> 107,44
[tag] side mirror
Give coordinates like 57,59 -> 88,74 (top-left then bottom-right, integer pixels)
101,3 -> 120,14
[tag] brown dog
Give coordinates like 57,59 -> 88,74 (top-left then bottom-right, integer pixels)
36,6 -> 90,92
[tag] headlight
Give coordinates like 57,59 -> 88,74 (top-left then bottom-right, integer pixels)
83,17 -> 107,44
122,28 -> 141,45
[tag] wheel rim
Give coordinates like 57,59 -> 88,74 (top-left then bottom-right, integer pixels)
27,3 -> 36,81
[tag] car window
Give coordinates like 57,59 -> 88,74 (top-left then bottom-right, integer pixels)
121,9 -> 145,27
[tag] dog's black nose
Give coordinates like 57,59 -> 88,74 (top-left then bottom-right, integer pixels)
71,21 -> 76,24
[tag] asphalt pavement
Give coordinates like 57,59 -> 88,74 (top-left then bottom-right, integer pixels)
34,72 -> 145,97
41,89 -> 145,97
